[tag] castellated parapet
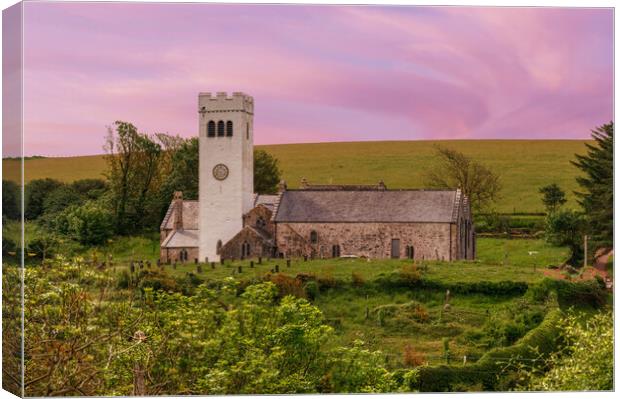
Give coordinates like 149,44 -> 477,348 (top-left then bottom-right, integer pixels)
198,92 -> 254,114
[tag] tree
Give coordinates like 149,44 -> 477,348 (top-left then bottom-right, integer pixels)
254,149 -> 282,194
539,183 -> 567,214
104,121 -> 163,233
571,122 -> 613,249
544,209 -> 585,266
424,146 -> 501,213
42,185 -> 83,216
2,179 -> 20,220
24,178 -> 64,220
71,178 -> 108,200
158,137 -> 200,217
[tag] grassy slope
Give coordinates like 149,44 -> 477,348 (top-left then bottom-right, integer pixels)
3,140 -> 589,213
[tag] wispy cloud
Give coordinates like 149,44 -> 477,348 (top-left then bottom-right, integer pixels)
20,3 -> 612,156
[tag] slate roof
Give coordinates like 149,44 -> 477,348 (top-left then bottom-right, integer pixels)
253,194 -> 278,210
273,190 -> 460,223
160,201 -> 199,230
161,229 -> 199,248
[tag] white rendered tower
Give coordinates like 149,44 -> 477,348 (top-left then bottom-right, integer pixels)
198,92 -> 254,262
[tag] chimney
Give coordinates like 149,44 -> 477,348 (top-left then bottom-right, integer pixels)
377,180 -> 387,191
173,191 -> 183,230
300,177 -> 309,189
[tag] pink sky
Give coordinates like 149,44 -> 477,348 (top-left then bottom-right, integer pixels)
11,3 -> 615,156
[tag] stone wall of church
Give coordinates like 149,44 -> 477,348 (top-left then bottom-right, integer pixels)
219,227 -> 274,260
275,222 -> 456,260
160,247 -> 200,264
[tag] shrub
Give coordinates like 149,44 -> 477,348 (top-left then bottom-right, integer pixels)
317,272 -> 338,291
25,178 -> 64,220
351,272 -> 365,287
304,280 -> 319,301
269,273 -> 306,299
116,270 -> 131,289
137,268 -> 179,293
403,344 -> 426,367
57,201 -> 114,245
399,264 -> 422,285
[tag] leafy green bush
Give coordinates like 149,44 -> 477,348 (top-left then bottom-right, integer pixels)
56,201 -> 114,245
523,311 -> 613,391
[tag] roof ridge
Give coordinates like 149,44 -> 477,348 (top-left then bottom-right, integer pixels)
286,188 -> 458,192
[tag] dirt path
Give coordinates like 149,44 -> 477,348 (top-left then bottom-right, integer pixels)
539,248 -> 613,290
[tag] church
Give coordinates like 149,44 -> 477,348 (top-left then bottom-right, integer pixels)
160,92 -> 475,263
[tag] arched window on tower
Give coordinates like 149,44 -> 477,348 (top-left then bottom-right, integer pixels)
216,240 -> 222,254
217,121 -> 225,137
246,123 -> 249,140
207,121 -> 216,137
226,121 -> 233,137
310,231 -> 318,244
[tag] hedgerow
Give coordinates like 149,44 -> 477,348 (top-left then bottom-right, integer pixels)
411,307 -> 563,392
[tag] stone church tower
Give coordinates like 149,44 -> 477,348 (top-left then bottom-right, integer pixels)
198,92 -> 254,261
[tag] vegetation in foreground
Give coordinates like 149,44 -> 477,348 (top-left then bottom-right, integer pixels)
3,245 -> 610,395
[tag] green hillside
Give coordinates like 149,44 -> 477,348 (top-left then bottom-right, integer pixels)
3,140 -> 589,214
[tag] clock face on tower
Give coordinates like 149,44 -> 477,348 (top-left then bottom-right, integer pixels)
212,163 -> 229,181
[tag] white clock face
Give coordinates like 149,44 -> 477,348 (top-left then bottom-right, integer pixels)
212,163 -> 229,181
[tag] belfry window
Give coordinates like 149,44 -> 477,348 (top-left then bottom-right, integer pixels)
310,231 -> 318,244
207,121 -> 216,137
217,121 -> 225,136
226,121 -> 233,137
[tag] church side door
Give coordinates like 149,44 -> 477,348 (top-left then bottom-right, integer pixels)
391,239 -> 400,259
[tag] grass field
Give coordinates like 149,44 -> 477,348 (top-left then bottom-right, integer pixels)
3,140 -> 589,213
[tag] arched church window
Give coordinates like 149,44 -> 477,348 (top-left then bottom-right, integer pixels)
217,120 -> 225,137
216,240 -> 222,254
310,231 -> 318,244
241,241 -> 251,257
246,123 -> 249,140
207,121 -> 216,137
226,121 -> 233,137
